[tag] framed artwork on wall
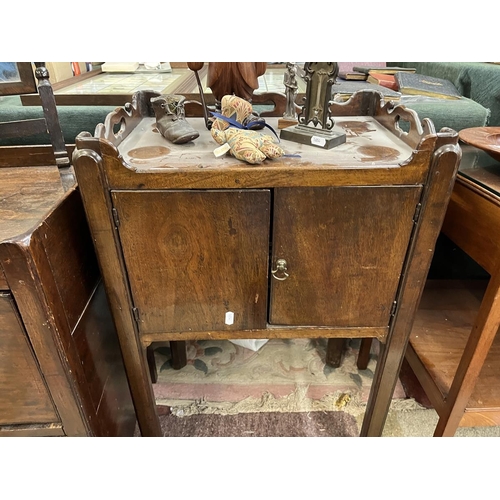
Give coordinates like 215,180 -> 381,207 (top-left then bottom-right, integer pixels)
0,62 -> 36,95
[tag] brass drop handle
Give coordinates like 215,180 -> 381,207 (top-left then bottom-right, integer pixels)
272,258 -> 289,281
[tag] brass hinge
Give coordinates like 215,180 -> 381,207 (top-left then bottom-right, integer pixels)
132,307 -> 140,323
112,207 -> 120,228
413,203 -> 422,224
390,301 -> 397,317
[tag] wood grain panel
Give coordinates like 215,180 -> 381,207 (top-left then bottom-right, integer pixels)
0,293 -> 58,425
0,423 -> 64,437
459,410 -> 500,428
23,188 -> 135,436
0,239 -> 89,436
40,190 -> 100,332
112,190 -> 270,334
0,166 -> 65,243
442,176 -> 500,274
0,146 -> 74,168
140,325 -> 388,345
105,157 -> 429,191
72,283 -> 136,436
270,186 -> 421,326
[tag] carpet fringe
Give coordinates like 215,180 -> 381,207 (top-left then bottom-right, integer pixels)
156,384 -> 427,418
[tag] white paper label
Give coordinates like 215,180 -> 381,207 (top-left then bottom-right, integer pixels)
214,142 -> 231,157
311,135 -> 326,147
225,311 -> 234,325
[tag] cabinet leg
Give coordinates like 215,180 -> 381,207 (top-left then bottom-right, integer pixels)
326,338 -> 346,367
360,334 -> 401,436
357,339 -> 373,370
146,344 -> 158,384
170,341 -> 187,370
125,345 -> 162,437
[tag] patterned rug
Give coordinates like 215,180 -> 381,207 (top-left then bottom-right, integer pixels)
154,406 -> 359,437
152,337 -> 410,424
150,338 -> 500,437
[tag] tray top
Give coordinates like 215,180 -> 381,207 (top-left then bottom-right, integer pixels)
117,116 -> 415,171
459,127 -> 500,162
0,166 -> 67,243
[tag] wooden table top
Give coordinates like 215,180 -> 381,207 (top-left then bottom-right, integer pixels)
459,144 -> 500,196
0,166 -> 68,243
118,116 -> 415,171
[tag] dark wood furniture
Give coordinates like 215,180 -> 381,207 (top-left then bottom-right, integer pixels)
0,63 -> 70,169
72,90 -> 460,437
0,148 -> 136,436
402,143 -> 500,436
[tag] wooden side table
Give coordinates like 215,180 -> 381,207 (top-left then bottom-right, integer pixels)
72,90 -> 460,437
404,144 -> 500,436
0,148 -> 136,436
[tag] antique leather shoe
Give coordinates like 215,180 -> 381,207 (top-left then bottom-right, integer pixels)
151,94 -> 199,144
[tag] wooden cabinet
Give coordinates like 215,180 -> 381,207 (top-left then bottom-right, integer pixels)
112,186 -> 421,333
0,152 -> 136,436
73,90 -> 461,437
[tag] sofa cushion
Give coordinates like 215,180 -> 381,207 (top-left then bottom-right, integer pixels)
390,62 -> 500,127
399,95 -> 490,132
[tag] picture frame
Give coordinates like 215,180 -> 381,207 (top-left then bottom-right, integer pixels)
0,62 -> 36,95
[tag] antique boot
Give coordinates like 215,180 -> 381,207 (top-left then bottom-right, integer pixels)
151,94 -> 199,144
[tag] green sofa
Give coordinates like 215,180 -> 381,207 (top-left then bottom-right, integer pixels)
391,62 -> 500,127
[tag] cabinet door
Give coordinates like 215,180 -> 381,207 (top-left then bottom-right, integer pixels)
112,190 -> 270,334
269,186 -> 422,327
0,293 -> 58,425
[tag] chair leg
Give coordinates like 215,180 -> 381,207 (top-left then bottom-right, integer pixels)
170,340 -> 187,370
357,339 -> 373,370
326,338 -> 346,368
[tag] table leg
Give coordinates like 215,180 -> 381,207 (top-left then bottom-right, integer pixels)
171,341 -> 187,369
326,338 -> 345,367
146,344 -> 158,384
357,339 -> 373,370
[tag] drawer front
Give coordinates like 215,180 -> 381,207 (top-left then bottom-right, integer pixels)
112,190 -> 271,334
269,186 -> 422,327
0,293 -> 59,425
